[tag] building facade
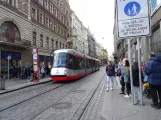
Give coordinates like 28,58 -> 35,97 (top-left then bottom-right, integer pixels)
88,31 -> 96,57
0,0 -> 72,77
69,11 -> 88,55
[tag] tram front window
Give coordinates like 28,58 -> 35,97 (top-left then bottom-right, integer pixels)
53,53 -> 68,68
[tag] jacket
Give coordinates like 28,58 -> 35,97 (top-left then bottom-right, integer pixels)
132,66 -> 139,86
123,67 -> 130,83
106,65 -> 115,76
144,56 -> 161,86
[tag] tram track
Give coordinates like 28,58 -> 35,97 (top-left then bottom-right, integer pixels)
78,74 -> 105,120
0,68 -> 106,120
0,83 -> 65,112
25,74 -> 106,120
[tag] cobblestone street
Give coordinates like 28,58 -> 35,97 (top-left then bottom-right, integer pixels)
0,67 -> 106,120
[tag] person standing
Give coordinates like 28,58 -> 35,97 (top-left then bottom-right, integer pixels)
40,64 -> 46,79
106,61 -> 115,91
132,62 -> 140,104
123,60 -> 131,98
144,53 -> 161,109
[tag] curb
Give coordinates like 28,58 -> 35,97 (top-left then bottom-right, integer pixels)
0,79 -> 51,95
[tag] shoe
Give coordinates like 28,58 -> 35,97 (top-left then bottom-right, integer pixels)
119,92 -> 125,94
110,88 -> 113,91
129,94 -> 132,98
124,95 -> 130,98
106,88 -> 109,92
151,104 -> 161,109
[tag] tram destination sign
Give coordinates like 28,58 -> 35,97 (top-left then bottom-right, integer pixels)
117,0 -> 150,38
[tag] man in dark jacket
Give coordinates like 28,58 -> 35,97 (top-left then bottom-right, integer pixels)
106,61 -> 115,91
144,54 -> 161,109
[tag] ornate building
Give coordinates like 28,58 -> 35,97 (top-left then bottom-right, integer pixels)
0,0 -> 72,78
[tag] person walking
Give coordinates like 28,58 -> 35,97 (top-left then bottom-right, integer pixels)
144,53 -> 161,109
123,60 -> 131,98
26,65 -> 31,82
40,64 -> 46,79
106,61 -> 115,91
132,62 -> 140,104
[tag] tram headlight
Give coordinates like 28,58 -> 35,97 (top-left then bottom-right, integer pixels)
64,70 -> 66,74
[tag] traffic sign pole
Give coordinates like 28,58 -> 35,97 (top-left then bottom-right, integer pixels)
116,0 -> 151,106
137,38 -> 143,105
128,38 -> 134,105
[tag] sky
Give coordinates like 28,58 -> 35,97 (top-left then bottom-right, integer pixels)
69,0 -> 115,55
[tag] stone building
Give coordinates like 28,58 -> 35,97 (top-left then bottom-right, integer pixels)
88,30 -> 96,57
0,0 -> 71,77
69,11 -> 88,55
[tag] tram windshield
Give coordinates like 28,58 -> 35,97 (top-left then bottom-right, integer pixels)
53,52 -> 68,68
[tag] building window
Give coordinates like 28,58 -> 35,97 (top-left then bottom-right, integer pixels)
8,0 -> 13,5
38,0 -> 43,5
44,0 -> 48,9
39,13 -> 43,24
33,32 -> 36,45
56,41 -> 58,49
32,8 -> 37,20
64,18 -> 67,26
58,13 -> 60,20
0,21 -> 21,43
61,16 -> 64,23
52,39 -> 54,49
55,24 -> 58,32
54,9 -> 57,17
58,26 -> 60,34
50,4 -> 53,14
50,21 -> 53,30
60,42 -> 61,49
63,44 -> 64,49
40,34 -> 43,47
46,37 -> 49,49
46,17 -> 49,27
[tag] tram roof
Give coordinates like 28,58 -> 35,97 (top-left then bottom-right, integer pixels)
54,49 -> 100,61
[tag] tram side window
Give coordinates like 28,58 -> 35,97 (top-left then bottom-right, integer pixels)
68,55 -> 74,69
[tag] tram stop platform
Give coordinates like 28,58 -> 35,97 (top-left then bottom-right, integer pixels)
101,85 -> 161,120
0,77 -> 50,95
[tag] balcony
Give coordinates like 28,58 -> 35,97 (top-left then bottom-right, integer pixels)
0,38 -> 31,48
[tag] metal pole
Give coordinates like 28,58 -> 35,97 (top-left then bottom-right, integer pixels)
128,38 -> 134,104
137,38 -> 143,105
8,59 -> 9,80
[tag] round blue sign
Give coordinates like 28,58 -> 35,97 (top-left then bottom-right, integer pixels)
124,2 -> 141,17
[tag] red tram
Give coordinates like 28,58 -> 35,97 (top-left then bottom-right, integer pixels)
50,49 -> 100,81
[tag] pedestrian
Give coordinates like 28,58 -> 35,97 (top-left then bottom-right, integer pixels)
119,58 -> 127,94
144,52 -> 161,109
26,65 -> 31,82
132,62 -> 140,104
106,61 -> 115,91
123,60 -> 131,98
40,64 -> 46,79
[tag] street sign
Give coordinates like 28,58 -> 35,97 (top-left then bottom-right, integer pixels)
117,0 -> 150,38
7,55 -> 11,60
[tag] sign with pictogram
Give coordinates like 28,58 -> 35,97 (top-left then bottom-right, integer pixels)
117,0 -> 150,38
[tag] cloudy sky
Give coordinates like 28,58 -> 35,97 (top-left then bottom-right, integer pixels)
69,0 -> 115,55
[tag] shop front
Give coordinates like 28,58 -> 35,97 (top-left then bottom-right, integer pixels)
39,55 -> 53,67
0,50 -> 21,78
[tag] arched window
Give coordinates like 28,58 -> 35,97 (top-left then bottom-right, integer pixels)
0,21 -> 21,43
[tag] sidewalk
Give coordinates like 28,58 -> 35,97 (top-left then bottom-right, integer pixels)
101,85 -> 161,120
0,77 -> 51,95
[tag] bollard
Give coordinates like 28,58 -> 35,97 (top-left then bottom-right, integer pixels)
0,78 -> 5,90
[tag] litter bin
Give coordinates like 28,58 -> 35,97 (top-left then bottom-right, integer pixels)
0,78 -> 5,90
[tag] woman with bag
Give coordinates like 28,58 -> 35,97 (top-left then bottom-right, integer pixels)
123,60 -> 131,98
